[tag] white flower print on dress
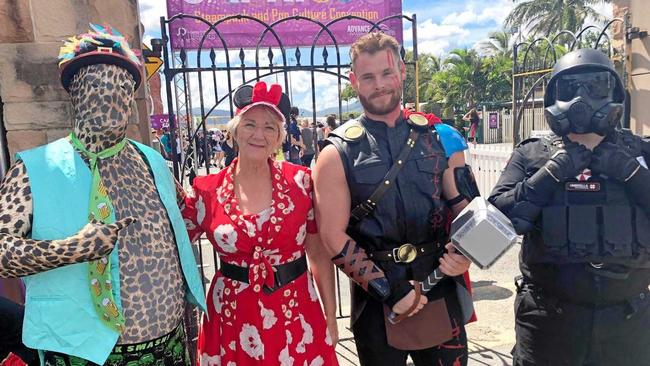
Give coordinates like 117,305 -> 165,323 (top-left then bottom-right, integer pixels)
212,277 -> 226,313
240,323 -> 264,360
307,356 -> 324,366
258,300 -> 278,330
244,219 -> 256,237
307,207 -> 315,221
214,224 -> 237,253
295,223 -> 307,246
200,353 -> 220,366
325,327 -> 333,346
184,218 -> 196,232
295,314 -> 314,354
229,341 -> 236,351
216,185 -> 227,204
184,218 -> 201,242
262,248 -> 281,266
197,195 -> 206,225
293,170 -> 308,196
233,280 -> 249,295
256,207 -> 272,231
278,345 -> 294,366
291,251 -> 303,261
306,272 -> 318,302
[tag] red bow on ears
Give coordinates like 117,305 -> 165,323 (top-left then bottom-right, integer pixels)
252,81 -> 282,106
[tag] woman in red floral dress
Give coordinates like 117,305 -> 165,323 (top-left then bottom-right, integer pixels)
182,82 -> 339,366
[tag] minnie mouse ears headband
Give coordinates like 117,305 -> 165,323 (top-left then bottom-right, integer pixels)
233,81 -> 291,122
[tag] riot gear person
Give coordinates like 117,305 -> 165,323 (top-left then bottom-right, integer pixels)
490,48 -> 650,366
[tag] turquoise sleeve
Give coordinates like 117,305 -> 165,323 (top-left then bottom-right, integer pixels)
434,124 -> 468,157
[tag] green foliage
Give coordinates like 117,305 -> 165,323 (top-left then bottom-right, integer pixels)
341,83 -> 357,103
505,0 -> 611,38
424,48 -> 513,118
403,50 -> 441,106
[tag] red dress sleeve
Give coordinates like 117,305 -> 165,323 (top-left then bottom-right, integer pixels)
181,183 -> 206,243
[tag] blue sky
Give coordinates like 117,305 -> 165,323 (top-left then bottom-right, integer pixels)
138,0 -> 612,114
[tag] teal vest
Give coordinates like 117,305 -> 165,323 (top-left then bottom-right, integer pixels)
16,138 -> 207,365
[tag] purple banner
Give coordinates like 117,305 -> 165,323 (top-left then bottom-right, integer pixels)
488,112 -> 499,129
151,114 -> 170,130
166,0 -> 403,50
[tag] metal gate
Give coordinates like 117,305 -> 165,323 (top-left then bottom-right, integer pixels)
158,12 -> 419,354
511,17 -> 627,145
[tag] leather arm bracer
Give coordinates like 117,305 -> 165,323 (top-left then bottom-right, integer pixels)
332,239 -> 411,306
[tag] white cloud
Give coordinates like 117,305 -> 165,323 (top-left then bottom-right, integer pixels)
441,1 -> 512,28
138,0 -> 167,35
418,39 -> 452,57
404,18 -> 469,56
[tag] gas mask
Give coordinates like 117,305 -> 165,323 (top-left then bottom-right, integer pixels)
545,70 -> 623,136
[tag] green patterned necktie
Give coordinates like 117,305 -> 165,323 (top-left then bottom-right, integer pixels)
69,133 -> 127,333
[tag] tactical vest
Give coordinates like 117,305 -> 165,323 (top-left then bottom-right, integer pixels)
537,131 -> 650,266
327,115 -> 449,282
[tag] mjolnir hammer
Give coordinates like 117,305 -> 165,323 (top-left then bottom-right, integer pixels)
388,197 -> 518,323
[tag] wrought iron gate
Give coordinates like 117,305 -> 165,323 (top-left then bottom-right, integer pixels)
511,17 -> 628,145
158,12 -> 419,356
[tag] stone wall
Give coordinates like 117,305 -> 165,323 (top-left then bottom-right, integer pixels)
613,0 -> 650,135
0,0 -> 151,163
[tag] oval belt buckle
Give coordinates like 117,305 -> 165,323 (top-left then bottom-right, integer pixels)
393,243 -> 417,263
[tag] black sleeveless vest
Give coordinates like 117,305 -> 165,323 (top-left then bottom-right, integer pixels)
327,114 -> 450,282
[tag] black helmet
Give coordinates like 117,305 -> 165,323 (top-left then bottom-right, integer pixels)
544,48 -> 625,136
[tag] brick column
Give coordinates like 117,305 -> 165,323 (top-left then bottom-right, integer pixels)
0,0 -> 151,161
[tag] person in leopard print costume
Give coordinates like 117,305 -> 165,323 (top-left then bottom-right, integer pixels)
0,24 -> 206,366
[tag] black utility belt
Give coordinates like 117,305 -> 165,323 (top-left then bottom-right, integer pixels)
369,242 -> 441,263
515,275 -> 650,308
219,256 -> 308,294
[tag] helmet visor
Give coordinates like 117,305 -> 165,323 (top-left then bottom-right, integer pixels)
556,71 -> 612,101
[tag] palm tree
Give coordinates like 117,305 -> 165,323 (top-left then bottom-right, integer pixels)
478,30 -> 513,58
505,0 -> 611,38
443,49 -> 485,108
403,51 -> 441,105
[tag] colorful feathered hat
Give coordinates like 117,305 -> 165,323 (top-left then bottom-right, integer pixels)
58,24 -> 143,92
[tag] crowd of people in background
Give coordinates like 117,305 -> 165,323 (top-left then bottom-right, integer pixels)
150,109 -> 344,172
150,105 -> 486,173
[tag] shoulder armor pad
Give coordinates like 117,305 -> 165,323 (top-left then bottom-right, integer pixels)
434,123 -> 467,157
406,114 -> 429,128
330,119 -> 365,143
516,137 -> 540,148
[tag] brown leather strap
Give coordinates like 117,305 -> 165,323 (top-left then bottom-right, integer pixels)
332,240 -> 385,292
350,128 -> 421,223
390,282 -> 422,324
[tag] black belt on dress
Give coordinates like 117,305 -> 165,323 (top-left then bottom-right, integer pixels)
368,242 -> 441,263
219,256 -> 308,294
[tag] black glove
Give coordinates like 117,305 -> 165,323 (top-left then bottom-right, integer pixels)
521,141 -> 591,208
544,142 -> 592,182
590,142 -> 642,182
